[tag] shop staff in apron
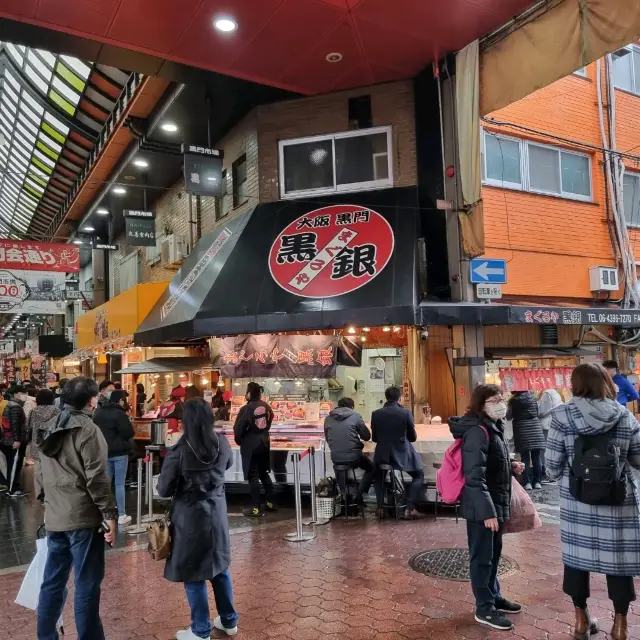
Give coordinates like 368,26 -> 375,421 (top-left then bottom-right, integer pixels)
234,383 -> 276,517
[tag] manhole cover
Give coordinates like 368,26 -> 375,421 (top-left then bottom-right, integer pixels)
408,548 -> 519,581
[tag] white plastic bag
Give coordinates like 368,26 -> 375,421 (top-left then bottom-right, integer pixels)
15,537 -> 64,627
0,448 -> 6,480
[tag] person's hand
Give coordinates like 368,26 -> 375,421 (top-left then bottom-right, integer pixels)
103,519 -> 116,545
511,461 -> 525,475
12,441 -> 20,449
484,518 -> 499,532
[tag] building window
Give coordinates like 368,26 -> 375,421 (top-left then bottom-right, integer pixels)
481,131 -> 592,201
278,126 -> 393,199
232,154 -> 248,207
624,172 -> 640,227
216,170 -> 230,221
119,251 -> 140,293
612,46 -> 640,95
573,66 -> 588,77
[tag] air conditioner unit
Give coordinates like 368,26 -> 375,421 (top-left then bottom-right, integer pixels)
161,234 -> 190,264
589,266 -> 619,292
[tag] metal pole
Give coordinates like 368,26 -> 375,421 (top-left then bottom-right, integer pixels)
309,447 -> 317,524
127,458 -> 147,535
147,451 -> 154,519
285,452 -> 314,542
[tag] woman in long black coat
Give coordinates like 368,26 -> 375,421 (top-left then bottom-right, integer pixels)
157,398 -> 238,639
507,390 -> 545,490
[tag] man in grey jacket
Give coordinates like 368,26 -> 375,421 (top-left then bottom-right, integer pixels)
324,397 -> 373,503
35,376 -> 117,640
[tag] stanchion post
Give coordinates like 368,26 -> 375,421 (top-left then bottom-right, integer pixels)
309,447 -> 317,524
285,451 -> 314,542
127,458 -> 147,535
147,451 -> 154,519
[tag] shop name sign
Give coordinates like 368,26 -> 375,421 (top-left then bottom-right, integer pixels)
181,144 -> 223,158
0,240 -> 80,272
183,144 -> 224,197
268,204 -> 394,298
124,210 -> 155,218
93,243 -> 118,250
512,306 -> 640,326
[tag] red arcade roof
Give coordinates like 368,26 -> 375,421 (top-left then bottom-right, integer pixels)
0,0 -> 536,94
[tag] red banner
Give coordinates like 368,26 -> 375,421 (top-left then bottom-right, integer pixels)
500,367 -> 574,391
0,240 -> 80,272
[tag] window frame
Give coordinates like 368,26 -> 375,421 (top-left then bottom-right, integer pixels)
232,153 -> 248,208
482,130 -> 592,202
623,171 -> 640,229
612,45 -> 640,95
573,66 -> 588,78
278,125 -> 393,199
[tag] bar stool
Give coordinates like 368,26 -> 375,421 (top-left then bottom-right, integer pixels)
377,464 -> 407,523
333,463 -> 365,522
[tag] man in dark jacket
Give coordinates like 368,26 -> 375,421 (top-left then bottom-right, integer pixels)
35,376 -> 117,640
324,397 -> 373,503
0,387 -> 27,497
97,379 -> 114,409
507,391 -> 545,490
93,389 -> 135,525
371,386 -> 424,517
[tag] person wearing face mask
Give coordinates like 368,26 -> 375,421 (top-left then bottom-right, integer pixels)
0,386 -> 27,497
97,379 -> 115,409
448,385 -> 525,632
508,390 -> 545,490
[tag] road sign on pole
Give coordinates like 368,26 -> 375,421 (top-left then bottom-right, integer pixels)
469,258 -> 507,284
476,284 -> 503,300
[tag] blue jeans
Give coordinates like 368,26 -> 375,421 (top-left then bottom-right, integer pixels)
107,455 -> 129,516
522,449 -> 543,486
37,528 -> 105,640
184,570 -> 238,638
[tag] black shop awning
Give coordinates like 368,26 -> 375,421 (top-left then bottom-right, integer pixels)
135,188 -> 420,345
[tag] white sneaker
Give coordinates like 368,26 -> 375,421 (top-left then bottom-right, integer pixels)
524,483 -> 532,491
176,629 -> 210,640
118,515 -> 132,526
214,616 -> 238,636
533,482 -> 542,490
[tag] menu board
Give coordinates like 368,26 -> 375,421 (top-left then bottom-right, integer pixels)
271,400 -> 307,423
229,396 -> 331,424
319,401 -> 332,420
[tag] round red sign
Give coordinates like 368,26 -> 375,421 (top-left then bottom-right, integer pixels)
269,204 -> 394,298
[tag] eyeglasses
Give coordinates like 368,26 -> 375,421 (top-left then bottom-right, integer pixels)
485,397 -> 504,405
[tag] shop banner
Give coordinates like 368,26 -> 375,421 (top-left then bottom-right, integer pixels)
216,334 -> 338,378
16,358 -> 31,383
0,240 -> 80,272
0,340 -> 14,355
31,355 -> 46,387
0,270 -> 66,314
500,367 -> 574,391
124,215 -> 156,247
1,355 -> 16,382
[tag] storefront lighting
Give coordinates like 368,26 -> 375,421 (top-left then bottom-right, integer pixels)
161,122 -> 178,133
154,374 -> 160,379
361,336 -> 366,343
233,382 -> 240,387
202,378 -> 210,385
73,239 -> 83,245
165,374 -> 171,379
112,186 -> 126,195
347,326 -> 356,334
312,377 -> 318,382
97,207 -> 109,215
393,326 -> 401,332
295,380 -> 302,386
214,18 -> 238,32
82,226 -> 95,232
217,380 -> 225,387
133,159 -> 149,168
362,327 -> 370,332
274,380 -> 281,387
383,326 -> 391,332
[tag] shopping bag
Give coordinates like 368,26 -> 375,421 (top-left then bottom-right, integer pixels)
0,448 -> 6,480
15,536 -> 64,628
8,449 -> 18,493
503,477 -> 542,534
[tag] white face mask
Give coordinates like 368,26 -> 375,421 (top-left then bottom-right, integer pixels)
484,401 -> 507,420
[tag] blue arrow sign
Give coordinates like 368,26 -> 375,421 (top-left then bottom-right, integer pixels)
470,258 -> 507,284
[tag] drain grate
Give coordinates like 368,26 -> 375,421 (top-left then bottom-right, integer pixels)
408,548 -> 519,582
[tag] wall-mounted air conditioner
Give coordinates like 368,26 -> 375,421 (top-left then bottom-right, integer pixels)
589,266 -> 619,292
160,234 -> 189,264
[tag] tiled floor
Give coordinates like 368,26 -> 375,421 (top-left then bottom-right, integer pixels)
2,513 -> 639,640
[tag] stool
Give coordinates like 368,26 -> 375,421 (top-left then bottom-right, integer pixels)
377,464 -> 407,523
334,464 -> 365,522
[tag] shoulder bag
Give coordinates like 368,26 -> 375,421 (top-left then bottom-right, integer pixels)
147,453 -> 181,561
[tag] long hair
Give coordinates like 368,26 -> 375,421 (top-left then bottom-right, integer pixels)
572,363 -> 617,400
182,397 -> 220,461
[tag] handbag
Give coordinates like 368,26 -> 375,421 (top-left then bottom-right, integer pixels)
503,477 -> 542,534
146,453 -> 181,561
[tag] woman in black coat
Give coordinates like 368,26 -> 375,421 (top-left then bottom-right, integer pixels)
507,390 -> 545,490
157,398 -> 238,639
233,382 -> 275,517
448,384 -> 524,632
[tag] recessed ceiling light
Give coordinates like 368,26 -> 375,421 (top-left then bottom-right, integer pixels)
326,52 -> 343,63
133,159 -> 149,168
82,226 -> 95,232
112,186 -> 126,195
97,207 -> 109,215
214,18 -> 237,32
73,239 -> 83,245
124,175 -> 136,181
161,122 -> 178,133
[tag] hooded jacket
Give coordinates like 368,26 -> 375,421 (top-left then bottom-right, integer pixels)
546,397 -> 640,575
27,405 -> 60,462
448,413 -> 512,522
35,405 -> 117,532
1,399 -> 26,446
324,406 -> 371,464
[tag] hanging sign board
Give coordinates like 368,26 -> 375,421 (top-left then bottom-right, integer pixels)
0,340 -> 14,354
0,240 -> 80,272
182,144 -> 224,197
124,213 -> 156,247
0,270 -> 66,314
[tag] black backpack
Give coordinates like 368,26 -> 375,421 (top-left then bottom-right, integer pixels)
569,430 -> 627,506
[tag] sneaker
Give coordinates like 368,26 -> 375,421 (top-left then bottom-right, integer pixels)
541,477 -> 555,485
175,628 -> 210,640
243,507 -> 265,518
495,598 -> 522,614
524,483 -> 533,491
118,514 -> 132,526
533,482 -> 542,490
265,501 -> 278,512
213,616 -> 238,637
8,489 -> 27,498
475,611 -> 514,630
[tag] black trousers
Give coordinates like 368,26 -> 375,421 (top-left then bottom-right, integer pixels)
467,520 -> 504,614
374,466 -> 424,511
563,565 -> 636,615
0,443 -> 26,491
248,448 -> 274,508
334,455 -> 374,499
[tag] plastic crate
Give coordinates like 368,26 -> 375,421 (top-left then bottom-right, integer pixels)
316,496 -> 338,520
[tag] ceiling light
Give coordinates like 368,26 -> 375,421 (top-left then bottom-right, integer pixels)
133,159 -> 148,168
326,52 -> 343,63
97,207 -> 109,215
347,326 -> 356,334
161,122 -> 178,133
361,336 -> 367,343
393,326 -> 401,332
362,327 -> 370,332
73,239 -> 83,245
214,18 -> 238,32
112,186 -> 126,195
82,226 -> 95,232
